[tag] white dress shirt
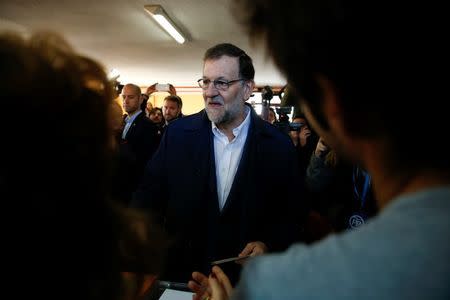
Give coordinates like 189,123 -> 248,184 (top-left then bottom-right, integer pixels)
121,110 -> 142,139
212,106 -> 251,211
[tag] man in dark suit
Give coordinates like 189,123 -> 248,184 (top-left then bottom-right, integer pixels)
115,83 -> 159,205
132,44 -> 305,284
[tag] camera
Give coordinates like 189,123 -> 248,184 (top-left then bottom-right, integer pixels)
273,106 -> 295,135
275,106 -> 291,116
261,85 -> 273,102
113,82 -> 124,97
275,106 -> 292,123
289,122 -> 304,132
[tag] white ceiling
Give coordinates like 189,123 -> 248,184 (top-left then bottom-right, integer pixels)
0,0 -> 286,88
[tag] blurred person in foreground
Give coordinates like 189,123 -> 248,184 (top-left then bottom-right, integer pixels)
0,30 -> 166,300
189,1 -> 450,299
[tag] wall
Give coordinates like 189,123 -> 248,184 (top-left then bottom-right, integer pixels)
114,87 -> 204,116
150,92 -> 204,116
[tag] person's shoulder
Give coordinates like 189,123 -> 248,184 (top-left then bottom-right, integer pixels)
253,116 -> 293,147
234,227 -> 381,299
136,113 -> 157,130
236,200 -> 450,299
167,110 -> 206,130
134,112 -> 151,124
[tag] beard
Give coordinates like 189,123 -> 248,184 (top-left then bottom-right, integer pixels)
205,96 -> 242,126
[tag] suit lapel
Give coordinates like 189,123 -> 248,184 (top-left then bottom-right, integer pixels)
185,111 -> 220,215
124,112 -> 141,140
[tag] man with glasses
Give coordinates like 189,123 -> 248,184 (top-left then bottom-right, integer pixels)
133,43 -> 305,285
188,1 -> 450,300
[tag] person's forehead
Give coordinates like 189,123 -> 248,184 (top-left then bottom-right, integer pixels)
163,99 -> 179,107
203,56 -> 239,78
122,85 -> 140,96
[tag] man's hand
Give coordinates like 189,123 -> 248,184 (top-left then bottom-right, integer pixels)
314,137 -> 330,158
209,266 -> 233,300
299,126 -> 312,147
237,241 -> 267,264
168,83 -> 177,95
145,83 -> 157,96
189,266 -> 233,300
289,130 -> 299,146
189,271 -> 212,300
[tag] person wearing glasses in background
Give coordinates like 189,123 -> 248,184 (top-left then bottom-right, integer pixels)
132,43 -> 306,285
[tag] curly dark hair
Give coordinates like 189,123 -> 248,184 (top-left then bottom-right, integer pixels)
0,31 -> 166,300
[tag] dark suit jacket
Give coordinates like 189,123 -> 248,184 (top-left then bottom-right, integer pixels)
133,106 -> 305,283
123,112 -> 159,166
113,112 -> 159,205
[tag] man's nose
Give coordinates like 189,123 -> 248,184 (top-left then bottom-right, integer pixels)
204,83 -> 219,98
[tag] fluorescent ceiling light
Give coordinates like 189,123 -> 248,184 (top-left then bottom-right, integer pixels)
144,5 -> 186,44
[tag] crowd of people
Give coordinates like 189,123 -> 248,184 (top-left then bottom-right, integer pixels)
2,1 -> 448,300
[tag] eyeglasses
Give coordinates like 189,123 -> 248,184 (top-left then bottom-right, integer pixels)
197,78 -> 245,91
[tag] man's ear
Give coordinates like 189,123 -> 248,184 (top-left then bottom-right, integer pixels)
243,80 -> 255,101
315,74 -> 345,136
316,75 -> 339,119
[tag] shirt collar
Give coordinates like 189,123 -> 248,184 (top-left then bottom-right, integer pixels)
125,110 -> 142,123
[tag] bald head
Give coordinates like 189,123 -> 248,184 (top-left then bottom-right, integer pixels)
121,83 -> 143,114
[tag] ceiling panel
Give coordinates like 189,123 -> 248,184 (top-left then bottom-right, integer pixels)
0,0 -> 286,88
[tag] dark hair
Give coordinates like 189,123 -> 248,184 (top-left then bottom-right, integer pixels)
149,107 -> 163,115
232,0 -> 448,171
164,95 -> 183,109
0,31 -> 166,300
141,93 -> 149,112
204,43 -> 255,80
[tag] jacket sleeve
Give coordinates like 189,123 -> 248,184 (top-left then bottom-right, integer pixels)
131,125 -> 169,226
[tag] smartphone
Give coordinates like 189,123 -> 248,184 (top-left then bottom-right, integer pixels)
289,122 -> 304,131
156,83 -> 170,91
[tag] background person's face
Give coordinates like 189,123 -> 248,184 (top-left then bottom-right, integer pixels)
149,110 -> 163,124
121,85 -> 142,114
162,100 -> 180,122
